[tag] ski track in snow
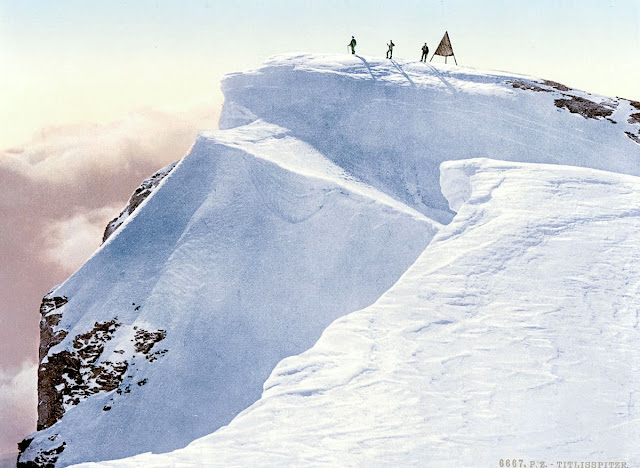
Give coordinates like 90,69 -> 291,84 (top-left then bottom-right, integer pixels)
77,159 -> 640,467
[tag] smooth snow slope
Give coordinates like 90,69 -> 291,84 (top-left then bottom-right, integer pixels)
80,158 -> 640,467
20,121 -> 437,466
221,54 -> 640,224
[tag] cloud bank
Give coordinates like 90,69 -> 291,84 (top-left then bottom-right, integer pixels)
42,206 -> 122,273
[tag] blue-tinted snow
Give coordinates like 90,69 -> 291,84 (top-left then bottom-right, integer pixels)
23,122 -> 435,466
82,158 -> 640,467
26,53 -> 640,466
221,54 -> 640,224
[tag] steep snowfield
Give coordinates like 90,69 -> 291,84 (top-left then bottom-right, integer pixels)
80,159 -> 640,467
21,54 -> 640,466
19,121 -> 436,466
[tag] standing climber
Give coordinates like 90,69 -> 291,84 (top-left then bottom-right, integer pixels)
421,43 -> 429,62
348,36 -> 357,54
386,40 -> 395,59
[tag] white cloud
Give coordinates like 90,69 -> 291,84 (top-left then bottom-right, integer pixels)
42,206 -> 123,274
0,363 -> 38,457
1,104 -> 219,185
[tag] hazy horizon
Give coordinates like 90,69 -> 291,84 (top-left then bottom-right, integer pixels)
2,0 -> 639,150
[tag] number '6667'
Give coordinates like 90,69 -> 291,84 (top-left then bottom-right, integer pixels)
499,460 -> 528,468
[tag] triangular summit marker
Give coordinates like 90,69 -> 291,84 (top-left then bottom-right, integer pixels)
430,31 -> 457,65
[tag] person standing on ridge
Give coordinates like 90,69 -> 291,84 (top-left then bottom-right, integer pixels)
421,42 -> 429,62
348,36 -> 357,54
386,40 -> 395,59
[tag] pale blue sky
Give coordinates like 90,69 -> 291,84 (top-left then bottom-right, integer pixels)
1,0 -> 639,147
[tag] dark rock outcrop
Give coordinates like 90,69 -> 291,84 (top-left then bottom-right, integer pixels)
38,296 -> 68,363
133,328 -> 167,362
507,79 -> 571,93
553,96 -> 616,120
102,161 -> 178,243
17,440 -> 65,468
542,79 -> 571,91
20,307 -> 169,465
37,318 -> 124,431
507,80 -> 552,93
628,113 -> 640,125
508,79 -> 620,123
625,131 -> 640,144
21,291 -> 170,465
36,295 -> 68,430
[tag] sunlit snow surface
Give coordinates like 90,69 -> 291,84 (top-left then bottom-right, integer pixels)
220,54 -> 640,224
80,158 -> 640,467
26,53 -> 640,466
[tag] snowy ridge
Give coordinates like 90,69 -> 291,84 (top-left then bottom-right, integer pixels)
221,54 -> 640,224
79,158 -> 640,467
19,119 -> 436,466
200,120 -> 440,226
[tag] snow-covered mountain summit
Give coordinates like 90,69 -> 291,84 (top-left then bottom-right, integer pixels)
19,54 -> 640,467
220,54 -> 640,222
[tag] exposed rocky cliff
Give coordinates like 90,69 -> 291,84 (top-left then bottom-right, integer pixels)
20,294 -> 168,468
